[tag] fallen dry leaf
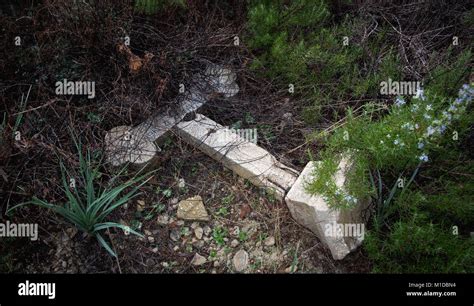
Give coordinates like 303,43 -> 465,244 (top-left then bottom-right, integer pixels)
239,203 -> 252,219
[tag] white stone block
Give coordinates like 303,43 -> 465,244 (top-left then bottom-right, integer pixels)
174,114 -> 299,200
285,159 -> 369,260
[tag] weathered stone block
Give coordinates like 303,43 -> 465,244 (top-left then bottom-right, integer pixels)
174,114 -> 299,200
285,159 -> 369,260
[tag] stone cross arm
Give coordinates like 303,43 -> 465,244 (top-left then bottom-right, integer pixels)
104,64 -> 239,167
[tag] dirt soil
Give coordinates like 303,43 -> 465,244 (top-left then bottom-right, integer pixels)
11,136 -> 370,274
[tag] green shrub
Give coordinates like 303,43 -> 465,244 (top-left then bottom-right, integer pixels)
419,158 -> 474,229
307,82 -> 473,209
427,50 -> 472,97
365,191 -> 474,273
305,71 -> 473,272
246,0 -> 400,124
246,0 -> 473,273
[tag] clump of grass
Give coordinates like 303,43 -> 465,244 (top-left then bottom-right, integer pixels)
364,190 -> 474,273
8,134 -> 153,257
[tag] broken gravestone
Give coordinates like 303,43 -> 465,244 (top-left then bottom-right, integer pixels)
104,62 -> 369,260
174,114 -> 299,200
285,158 -> 370,260
104,64 -> 239,167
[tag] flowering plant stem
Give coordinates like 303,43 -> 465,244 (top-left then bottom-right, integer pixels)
371,161 -> 422,227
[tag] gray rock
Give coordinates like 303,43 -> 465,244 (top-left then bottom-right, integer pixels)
241,220 -> 259,237
203,225 -> 212,236
157,214 -> 170,225
170,229 -> 180,242
233,250 -> 249,272
192,240 -> 205,249
178,178 -> 186,189
191,253 -> 207,266
230,239 -> 239,248
194,227 -> 204,240
264,236 -> 275,247
230,226 -> 240,237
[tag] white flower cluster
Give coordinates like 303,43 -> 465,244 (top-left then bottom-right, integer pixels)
326,84 -> 472,208
323,187 -> 358,207
404,84 -> 472,163
401,122 -> 419,131
395,96 -> 406,107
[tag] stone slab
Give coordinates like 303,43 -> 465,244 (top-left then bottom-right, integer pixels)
174,114 -> 299,200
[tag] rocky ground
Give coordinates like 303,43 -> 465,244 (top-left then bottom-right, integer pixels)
12,134 -> 370,274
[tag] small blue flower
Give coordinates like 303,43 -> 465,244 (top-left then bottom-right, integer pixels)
458,84 -> 472,98
439,125 -> 447,134
417,142 -> 424,149
426,126 -> 436,136
415,88 -> 426,100
442,111 -> 452,120
395,96 -> 406,107
423,113 -> 431,120
411,104 -> 419,112
419,154 -> 429,162
425,104 -> 432,111
343,194 -> 357,204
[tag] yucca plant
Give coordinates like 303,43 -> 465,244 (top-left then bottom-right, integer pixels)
9,135 -> 153,257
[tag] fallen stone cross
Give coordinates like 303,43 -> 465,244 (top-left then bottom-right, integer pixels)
104,63 -> 370,260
